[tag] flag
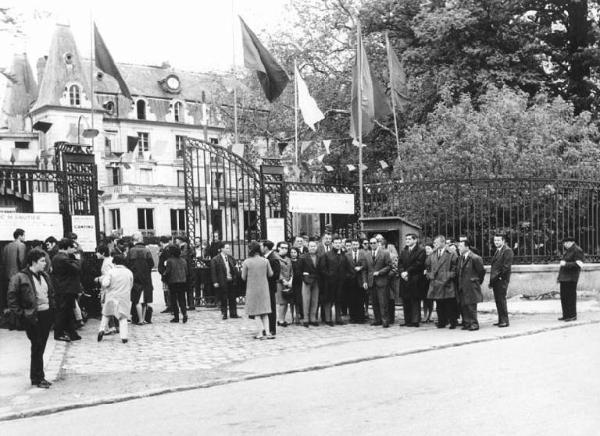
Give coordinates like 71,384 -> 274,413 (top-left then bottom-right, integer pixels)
300,141 -> 312,154
360,164 -> 368,171
347,164 -> 356,172
278,142 -> 288,154
350,25 -> 391,140
379,160 -> 389,169
239,17 -> 289,102
386,32 -> 410,112
295,65 -> 324,130
0,67 -> 17,84
322,139 -> 331,154
316,153 -> 325,163
324,165 -> 334,172
127,136 -> 139,153
352,139 -> 366,148
94,23 -> 132,100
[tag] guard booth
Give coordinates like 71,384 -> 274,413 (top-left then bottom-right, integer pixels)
360,216 -> 421,251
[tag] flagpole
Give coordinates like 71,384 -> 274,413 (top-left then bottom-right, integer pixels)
232,0 -> 239,145
89,10 -> 95,144
357,22 -> 364,221
386,32 -> 401,158
294,59 -> 299,166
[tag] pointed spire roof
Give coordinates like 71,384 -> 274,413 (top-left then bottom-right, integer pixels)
32,24 -> 97,113
0,53 -> 38,132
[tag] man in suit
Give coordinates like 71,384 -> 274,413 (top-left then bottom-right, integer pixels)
1,228 -> 26,310
316,233 -> 332,256
557,236 -> 584,322
261,240 -> 281,335
299,240 -> 320,327
489,233 -> 514,328
319,237 -> 353,325
367,237 -> 392,328
157,236 -> 174,313
457,236 -> 486,330
398,233 -> 427,327
427,235 -> 459,329
211,242 -> 239,320
293,236 -> 308,255
346,240 -> 369,323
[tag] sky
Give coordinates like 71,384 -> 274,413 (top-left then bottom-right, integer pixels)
0,0 -> 293,96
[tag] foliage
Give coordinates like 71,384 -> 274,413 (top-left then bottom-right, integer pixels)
395,86 -> 600,179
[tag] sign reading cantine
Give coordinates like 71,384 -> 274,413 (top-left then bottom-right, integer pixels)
0,213 -> 63,241
71,215 -> 97,252
288,191 -> 355,214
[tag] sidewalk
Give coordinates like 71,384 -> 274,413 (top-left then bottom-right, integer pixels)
1,294 -> 599,422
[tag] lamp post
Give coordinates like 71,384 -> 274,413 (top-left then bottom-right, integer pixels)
77,115 -> 99,144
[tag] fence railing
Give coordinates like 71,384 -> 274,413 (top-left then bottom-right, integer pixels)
364,178 -> 600,264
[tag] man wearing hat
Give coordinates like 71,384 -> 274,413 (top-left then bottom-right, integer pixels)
557,236 -> 584,322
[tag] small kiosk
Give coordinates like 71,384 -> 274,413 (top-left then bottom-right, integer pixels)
360,216 -> 422,251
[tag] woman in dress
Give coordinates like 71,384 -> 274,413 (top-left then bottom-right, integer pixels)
241,241 -> 274,339
289,246 -> 303,324
97,254 -> 133,343
276,241 -> 293,327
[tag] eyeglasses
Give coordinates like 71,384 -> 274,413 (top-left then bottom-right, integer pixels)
369,242 -> 378,245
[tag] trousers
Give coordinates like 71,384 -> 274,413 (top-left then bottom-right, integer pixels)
216,280 -> 237,317
559,281 -> 577,319
402,297 -> 421,324
461,303 -> 478,328
371,283 -> 389,324
301,281 -> 319,323
169,282 -> 188,320
54,293 -> 77,339
436,298 -> 458,326
25,309 -> 53,384
99,315 -> 128,340
492,280 -> 509,324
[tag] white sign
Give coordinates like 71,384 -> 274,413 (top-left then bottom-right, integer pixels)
71,215 -> 97,252
33,192 -> 60,213
0,213 -> 63,241
288,191 -> 355,214
266,218 -> 285,244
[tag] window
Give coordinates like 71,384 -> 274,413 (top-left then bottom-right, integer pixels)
108,167 -> 121,185
170,209 -> 186,235
104,137 -> 112,156
110,209 -> 121,230
137,132 -> 149,157
136,100 -> 146,120
140,168 -> 153,185
209,137 -> 219,145
177,170 -> 185,187
69,84 -> 80,106
173,101 -> 183,122
137,208 -> 154,231
15,141 -> 29,149
175,135 -> 185,158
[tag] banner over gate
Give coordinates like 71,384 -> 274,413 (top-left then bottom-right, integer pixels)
288,191 -> 355,214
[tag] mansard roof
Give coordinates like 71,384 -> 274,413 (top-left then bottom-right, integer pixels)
0,53 -> 38,131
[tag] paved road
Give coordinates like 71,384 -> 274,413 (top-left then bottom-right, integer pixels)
3,323 -> 598,435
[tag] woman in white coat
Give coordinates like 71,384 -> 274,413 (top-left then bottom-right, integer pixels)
98,254 -> 133,343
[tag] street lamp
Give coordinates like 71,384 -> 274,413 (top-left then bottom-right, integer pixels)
77,115 -> 99,143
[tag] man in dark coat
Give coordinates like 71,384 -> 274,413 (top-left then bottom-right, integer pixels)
346,239 -> 369,323
457,236 -> 486,330
398,233 -> 427,327
127,232 -> 154,324
211,242 -> 239,320
368,237 -> 393,328
1,228 -> 26,310
557,236 -> 584,321
427,235 -> 459,329
299,241 -> 321,326
261,240 -> 281,335
489,233 -> 514,328
157,236 -> 173,313
51,238 -> 81,341
319,237 -> 353,325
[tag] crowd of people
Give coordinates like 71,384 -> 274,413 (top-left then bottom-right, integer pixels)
1,226 -> 585,387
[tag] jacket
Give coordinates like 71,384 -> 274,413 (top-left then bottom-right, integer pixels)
298,253 -> 320,285
51,251 -> 82,294
347,249 -> 370,288
369,247 -> 392,288
127,243 -> 154,291
163,257 -> 189,284
457,251 -> 486,305
489,245 -> 514,286
427,249 -> 458,299
398,244 -> 427,299
557,244 -> 584,283
7,268 -> 55,329
210,253 -> 238,288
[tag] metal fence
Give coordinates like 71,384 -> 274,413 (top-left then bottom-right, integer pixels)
364,178 -> 600,263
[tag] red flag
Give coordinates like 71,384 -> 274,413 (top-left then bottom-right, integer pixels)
240,17 -> 289,102
94,23 -> 132,100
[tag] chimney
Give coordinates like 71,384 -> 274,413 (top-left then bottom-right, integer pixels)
36,56 -> 48,88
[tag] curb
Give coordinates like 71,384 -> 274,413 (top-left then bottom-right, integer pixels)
1,318 -> 598,422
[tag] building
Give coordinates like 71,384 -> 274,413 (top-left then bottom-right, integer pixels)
1,23 -> 231,238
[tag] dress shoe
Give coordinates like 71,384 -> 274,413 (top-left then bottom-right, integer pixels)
187,306 -> 196,311
230,315 -> 241,319
122,339 -> 128,344
32,379 -> 52,387
498,322 -> 509,328
182,315 -> 188,324
310,322 -> 319,327
399,323 -> 409,326
35,380 -> 51,389
449,324 -> 457,330
557,317 -> 566,321
382,323 -> 390,328
493,322 -> 500,326
564,316 -> 577,322
170,318 -> 179,323
55,335 -> 71,342
326,321 -> 335,327
371,321 -> 382,326
436,323 -> 447,329
335,321 -> 345,325
222,315 -> 228,320
160,308 -> 171,314
468,325 -> 479,331
69,334 -> 82,341
97,331 -> 104,342
461,325 -> 470,330
411,323 -> 420,328
303,322 -> 310,328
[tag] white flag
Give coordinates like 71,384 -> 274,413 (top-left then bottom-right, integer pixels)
295,65 -> 324,130
379,160 -> 389,169
324,165 -> 334,172
347,164 -> 356,172
360,164 -> 368,171
322,139 -> 331,154
317,153 -> 325,163
352,139 -> 366,148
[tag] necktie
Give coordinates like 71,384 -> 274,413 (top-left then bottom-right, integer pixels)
372,250 -> 376,259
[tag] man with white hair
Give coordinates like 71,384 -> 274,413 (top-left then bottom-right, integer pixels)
127,232 -> 154,324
